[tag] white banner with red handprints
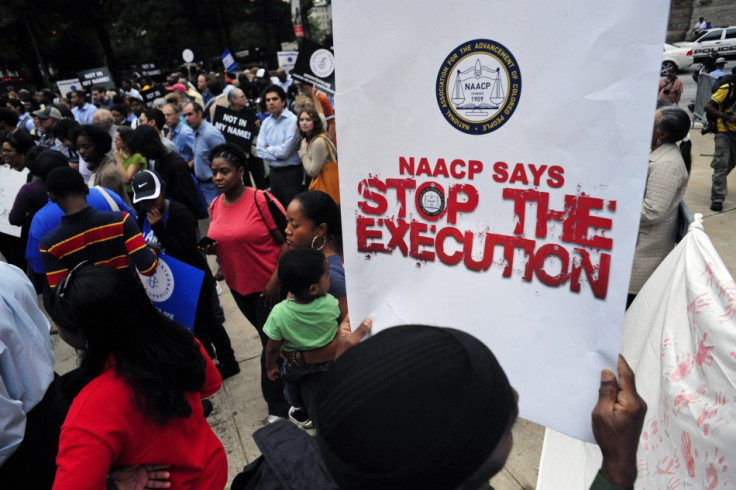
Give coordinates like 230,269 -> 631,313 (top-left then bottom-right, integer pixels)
538,216 -> 736,488
333,0 -> 670,440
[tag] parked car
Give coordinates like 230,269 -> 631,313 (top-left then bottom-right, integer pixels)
674,26 -> 736,62
662,43 -> 694,75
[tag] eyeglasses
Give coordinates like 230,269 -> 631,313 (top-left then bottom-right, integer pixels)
182,112 -> 194,117
1,148 -> 17,154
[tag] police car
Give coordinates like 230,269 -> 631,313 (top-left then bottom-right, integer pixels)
662,43 -> 693,75
674,26 -> 736,63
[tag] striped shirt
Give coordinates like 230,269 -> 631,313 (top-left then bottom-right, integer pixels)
40,206 -> 157,288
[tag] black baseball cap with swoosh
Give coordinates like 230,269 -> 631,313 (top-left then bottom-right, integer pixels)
131,170 -> 163,204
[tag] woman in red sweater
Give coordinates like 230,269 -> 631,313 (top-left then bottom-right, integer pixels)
50,264 -> 227,489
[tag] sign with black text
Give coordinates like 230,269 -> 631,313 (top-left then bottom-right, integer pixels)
291,39 -> 335,95
76,66 -> 115,90
212,106 -> 256,149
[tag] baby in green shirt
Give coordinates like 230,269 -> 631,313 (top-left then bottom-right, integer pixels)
264,248 -> 340,428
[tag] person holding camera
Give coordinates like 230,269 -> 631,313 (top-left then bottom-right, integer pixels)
658,66 -> 683,106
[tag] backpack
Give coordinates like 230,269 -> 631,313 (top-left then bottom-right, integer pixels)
703,79 -> 736,134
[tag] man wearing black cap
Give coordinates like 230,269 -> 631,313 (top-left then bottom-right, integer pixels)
131,170 -> 239,379
130,124 -> 204,218
233,323 -> 646,490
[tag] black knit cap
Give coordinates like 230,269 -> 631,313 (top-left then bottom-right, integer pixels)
315,324 -> 516,490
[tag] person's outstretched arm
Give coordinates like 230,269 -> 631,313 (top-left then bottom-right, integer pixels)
591,355 -> 647,489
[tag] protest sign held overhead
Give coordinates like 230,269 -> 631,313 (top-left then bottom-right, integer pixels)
212,106 -> 256,149
56,78 -> 81,98
291,39 -> 335,95
140,62 -> 163,79
76,66 -> 115,90
333,0 -> 669,441
141,84 -> 166,106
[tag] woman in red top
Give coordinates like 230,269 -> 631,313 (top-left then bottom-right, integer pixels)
203,143 -> 290,422
49,264 -> 227,490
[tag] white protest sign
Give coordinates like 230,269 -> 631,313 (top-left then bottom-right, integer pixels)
0,166 -> 29,237
333,0 -> 669,440
56,78 -> 82,98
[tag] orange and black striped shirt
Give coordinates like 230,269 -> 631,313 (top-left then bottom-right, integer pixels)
40,206 -> 157,288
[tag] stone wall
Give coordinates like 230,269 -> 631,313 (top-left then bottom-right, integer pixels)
668,0 -> 736,42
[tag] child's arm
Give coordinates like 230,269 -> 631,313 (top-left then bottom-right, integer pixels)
265,338 -> 283,381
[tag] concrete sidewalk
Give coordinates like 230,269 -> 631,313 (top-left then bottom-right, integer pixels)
50,126 -> 736,490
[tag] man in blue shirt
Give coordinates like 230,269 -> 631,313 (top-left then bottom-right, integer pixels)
163,103 -> 195,162
256,85 -> 302,207
70,90 -> 97,125
183,101 -> 226,204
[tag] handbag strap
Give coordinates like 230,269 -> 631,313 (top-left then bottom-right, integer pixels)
92,185 -> 119,212
318,134 -> 338,164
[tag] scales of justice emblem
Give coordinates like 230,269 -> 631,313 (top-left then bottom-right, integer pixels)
436,39 -> 521,134
450,59 -> 506,119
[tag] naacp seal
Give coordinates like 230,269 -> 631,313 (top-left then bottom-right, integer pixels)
417,185 -> 445,218
436,39 -> 521,135
142,257 -> 174,302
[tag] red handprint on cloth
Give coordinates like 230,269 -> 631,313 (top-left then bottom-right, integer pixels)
666,352 -> 695,383
696,333 -> 716,373
701,262 -> 716,287
674,384 -> 706,414
716,280 -> 736,322
681,432 -> 696,478
687,292 -> 712,330
697,391 -> 728,436
704,449 -> 728,490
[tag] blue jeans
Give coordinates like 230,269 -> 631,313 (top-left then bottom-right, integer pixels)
281,360 -> 333,409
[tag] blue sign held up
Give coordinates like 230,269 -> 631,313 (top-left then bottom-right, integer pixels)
221,50 -> 238,73
138,253 -> 204,331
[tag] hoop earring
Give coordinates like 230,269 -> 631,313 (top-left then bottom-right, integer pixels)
311,234 -> 327,251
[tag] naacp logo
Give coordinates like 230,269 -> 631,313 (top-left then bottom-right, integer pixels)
142,257 -> 174,302
436,39 -> 521,135
417,185 -> 445,218
310,49 -> 335,78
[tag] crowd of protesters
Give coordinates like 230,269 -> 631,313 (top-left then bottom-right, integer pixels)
0,66 -> 649,489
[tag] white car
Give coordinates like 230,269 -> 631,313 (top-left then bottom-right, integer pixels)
662,43 -> 694,75
674,26 -> 736,63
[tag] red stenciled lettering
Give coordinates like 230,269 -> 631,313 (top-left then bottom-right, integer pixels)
384,218 -> 410,255
410,222 -> 435,261
436,226 -> 464,264
385,178 -> 416,218
356,217 -> 388,253
533,244 -> 570,286
357,178 -> 387,215
571,248 -> 610,299
447,184 -> 479,225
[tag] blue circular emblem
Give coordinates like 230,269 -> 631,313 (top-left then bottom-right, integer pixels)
436,39 -> 522,135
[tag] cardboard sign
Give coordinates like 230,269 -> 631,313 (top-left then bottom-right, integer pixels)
278,51 -> 299,72
221,50 -> 238,73
141,84 -> 167,107
76,66 -> 115,90
333,0 -> 669,441
56,78 -> 82,98
212,106 -> 256,149
291,39 -> 335,95
0,166 -> 28,237
140,62 -> 163,78
138,253 -> 204,330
